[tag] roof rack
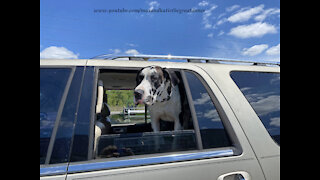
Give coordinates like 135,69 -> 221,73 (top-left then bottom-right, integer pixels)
91,54 -> 280,66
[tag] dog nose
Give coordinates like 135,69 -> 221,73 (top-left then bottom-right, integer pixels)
134,89 -> 144,100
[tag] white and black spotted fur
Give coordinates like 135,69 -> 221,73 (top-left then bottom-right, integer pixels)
134,66 -> 182,132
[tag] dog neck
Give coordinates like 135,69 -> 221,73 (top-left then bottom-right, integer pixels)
152,80 -> 173,104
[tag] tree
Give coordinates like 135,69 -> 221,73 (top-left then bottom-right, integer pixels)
106,90 -> 135,107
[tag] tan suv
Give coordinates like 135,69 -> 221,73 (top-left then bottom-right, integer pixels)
40,55 -> 280,180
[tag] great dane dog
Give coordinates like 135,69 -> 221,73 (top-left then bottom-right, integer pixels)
134,66 -> 182,132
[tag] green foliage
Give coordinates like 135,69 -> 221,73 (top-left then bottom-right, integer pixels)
106,90 -> 135,107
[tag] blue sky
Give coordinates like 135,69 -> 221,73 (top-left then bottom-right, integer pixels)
40,0 -> 280,62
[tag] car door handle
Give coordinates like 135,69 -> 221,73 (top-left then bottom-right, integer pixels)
217,171 -> 250,180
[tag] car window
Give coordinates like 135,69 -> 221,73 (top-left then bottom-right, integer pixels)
230,72 -> 280,145
68,68 -> 235,169
40,68 -> 72,164
92,69 -> 198,160
49,68 -> 85,164
184,71 -> 232,149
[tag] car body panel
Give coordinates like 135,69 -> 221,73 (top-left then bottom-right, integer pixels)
196,64 -> 280,180
40,58 -> 280,180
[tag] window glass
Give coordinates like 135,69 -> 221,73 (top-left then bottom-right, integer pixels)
49,68 -> 84,164
230,72 -> 280,145
185,72 -> 232,149
40,68 -> 71,164
70,67 -> 95,162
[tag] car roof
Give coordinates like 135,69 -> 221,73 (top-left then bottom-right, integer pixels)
40,55 -> 280,72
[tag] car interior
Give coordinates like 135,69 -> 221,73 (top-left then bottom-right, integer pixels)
94,69 -> 196,159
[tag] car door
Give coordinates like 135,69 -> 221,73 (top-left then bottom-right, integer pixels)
65,63 -> 266,180
40,65 -> 85,179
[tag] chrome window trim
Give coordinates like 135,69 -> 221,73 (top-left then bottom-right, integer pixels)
40,165 -> 67,177
67,149 -> 234,174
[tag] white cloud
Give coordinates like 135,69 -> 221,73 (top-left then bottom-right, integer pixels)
207,33 -> 214,38
228,5 -> 264,23
125,49 -> 140,55
229,22 -> 277,39
149,1 -> 160,11
40,46 -> 79,59
244,91 -> 280,113
194,93 -> 211,105
126,43 -> 138,47
226,5 -> 240,12
242,44 -> 269,56
251,95 -> 280,116
218,31 -> 225,36
109,49 -> 121,54
255,8 -> 280,22
202,4 -> 218,29
266,43 -> 280,55
270,117 -> 280,127
198,1 -> 209,7
107,48 -> 141,57
204,109 -> 221,122
216,18 -> 227,26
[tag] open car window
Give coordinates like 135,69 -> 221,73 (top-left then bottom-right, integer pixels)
94,69 -> 196,158
92,68 -> 232,160
106,90 -> 150,125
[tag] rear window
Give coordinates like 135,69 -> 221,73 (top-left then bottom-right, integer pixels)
40,68 -> 72,164
230,72 -> 280,145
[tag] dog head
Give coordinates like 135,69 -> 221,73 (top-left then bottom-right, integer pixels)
134,66 -> 179,106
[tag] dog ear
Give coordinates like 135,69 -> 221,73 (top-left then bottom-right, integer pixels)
163,68 -> 180,86
136,68 -> 144,86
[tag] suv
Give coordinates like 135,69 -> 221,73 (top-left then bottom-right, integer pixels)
40,55 -> 280,180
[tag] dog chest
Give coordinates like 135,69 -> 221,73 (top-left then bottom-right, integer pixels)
149,96 -> 181,122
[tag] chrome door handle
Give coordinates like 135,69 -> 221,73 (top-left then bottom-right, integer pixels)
217,171 -> 250,180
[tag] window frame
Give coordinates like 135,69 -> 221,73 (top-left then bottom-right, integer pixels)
67,66 -> 240,173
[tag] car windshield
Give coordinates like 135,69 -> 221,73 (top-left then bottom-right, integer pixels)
40,1 -> 280,62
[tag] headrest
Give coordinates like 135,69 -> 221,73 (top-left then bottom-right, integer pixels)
96,80 -> 104,114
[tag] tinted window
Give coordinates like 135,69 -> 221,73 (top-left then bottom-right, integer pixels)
70,67 -> 96,162
185,72 -> 231,149
40,68 -> 71,164
231,72 -> 280,145
49,68 -> 84,164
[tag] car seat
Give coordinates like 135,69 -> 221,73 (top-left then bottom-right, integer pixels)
94,80 -> 111,157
